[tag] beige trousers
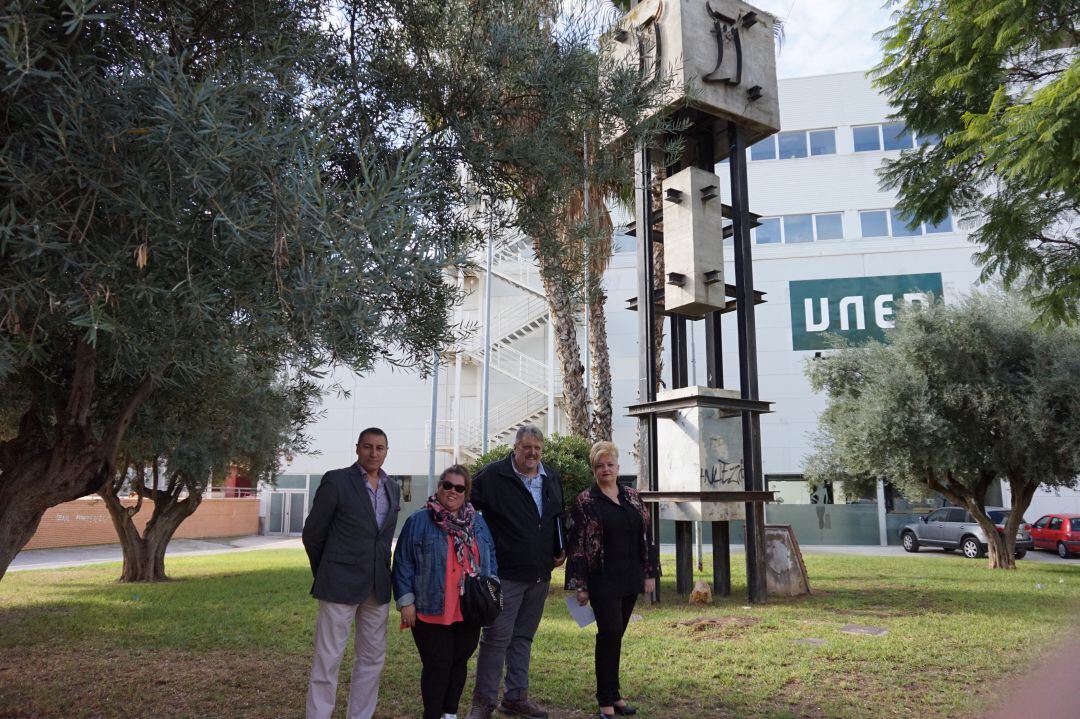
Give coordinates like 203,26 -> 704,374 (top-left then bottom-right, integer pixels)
305,597 -> 389,719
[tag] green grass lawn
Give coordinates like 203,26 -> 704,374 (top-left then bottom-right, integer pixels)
1,549 -> 1077,718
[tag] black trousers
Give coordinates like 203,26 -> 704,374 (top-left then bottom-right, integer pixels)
590,591 -> 638,706
411,618 -> 482,719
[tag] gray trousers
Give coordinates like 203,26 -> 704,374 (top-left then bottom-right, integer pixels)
472,578 -> 549,703
305,597 -> 389,719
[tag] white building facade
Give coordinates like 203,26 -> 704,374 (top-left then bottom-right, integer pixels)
264,70 -> 1079,540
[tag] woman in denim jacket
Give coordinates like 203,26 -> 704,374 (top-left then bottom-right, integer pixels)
393,464 -> 498,719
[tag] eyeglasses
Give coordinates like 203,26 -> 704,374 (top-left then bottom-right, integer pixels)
439,480 -> 466,494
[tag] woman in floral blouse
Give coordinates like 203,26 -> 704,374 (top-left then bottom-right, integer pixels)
566,441 -> 659,718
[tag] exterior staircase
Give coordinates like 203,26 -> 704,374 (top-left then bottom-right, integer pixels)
430,237 -> 561,460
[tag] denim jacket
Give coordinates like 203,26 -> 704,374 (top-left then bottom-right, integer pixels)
392,506 -> 499,615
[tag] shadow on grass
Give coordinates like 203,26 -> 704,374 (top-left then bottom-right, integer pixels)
0,562 -> 316,653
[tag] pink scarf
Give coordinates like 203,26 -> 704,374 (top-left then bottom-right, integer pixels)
426,495 -> 478,592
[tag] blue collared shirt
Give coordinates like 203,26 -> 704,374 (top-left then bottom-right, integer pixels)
358,465 -> 391,527
512,459 -> 547,517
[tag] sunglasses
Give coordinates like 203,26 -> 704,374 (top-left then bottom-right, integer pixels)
439,480 -> 467,494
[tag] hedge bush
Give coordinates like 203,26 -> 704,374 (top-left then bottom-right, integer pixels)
468,433 -> 593,509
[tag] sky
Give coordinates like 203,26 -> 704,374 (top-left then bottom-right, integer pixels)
728,0 -> 896,79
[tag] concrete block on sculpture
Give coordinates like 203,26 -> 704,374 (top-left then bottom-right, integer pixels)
656,386 -> 746,522
662,167 -> 726,318
601,0 -> 780,149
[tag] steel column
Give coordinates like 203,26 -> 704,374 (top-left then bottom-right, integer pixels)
674,520 -> 694,595
727,121 -> 767,604
711,520 -> 731,597
670,315 -> 693,593
634,145 -> 661,603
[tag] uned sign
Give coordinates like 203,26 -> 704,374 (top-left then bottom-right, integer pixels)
788,273 -> 944,351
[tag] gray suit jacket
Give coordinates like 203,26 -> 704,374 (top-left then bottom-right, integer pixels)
302,464 -> 401,605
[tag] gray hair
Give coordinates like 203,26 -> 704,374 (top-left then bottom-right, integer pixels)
514,425 -> 544,444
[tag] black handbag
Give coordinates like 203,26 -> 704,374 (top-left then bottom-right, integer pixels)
461,573 -> 502,627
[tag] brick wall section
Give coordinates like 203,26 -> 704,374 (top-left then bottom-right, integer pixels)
23,497 -> 260,550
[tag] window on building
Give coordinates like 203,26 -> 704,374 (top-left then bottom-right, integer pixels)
777,131 -> 808,159
784,214 -> 814,243
860,208 -> 955,238
860,210 -> 889,237
890,208 -> 922,237
750,129 -> 837,161
814,213 -> 844,240
883,122 -> 915,151
754,217 -> 781,244
808,129 -> 837,156
756,212 -> 844,244
749,137 -> 776,161
855,122 -> 936,152
853,125 -> 882,152
925,215 -> 953,233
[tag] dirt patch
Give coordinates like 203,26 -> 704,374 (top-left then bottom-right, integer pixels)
668,615 -> 760,640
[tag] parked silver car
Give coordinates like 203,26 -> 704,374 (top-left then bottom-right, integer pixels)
900,506 -> 1033,559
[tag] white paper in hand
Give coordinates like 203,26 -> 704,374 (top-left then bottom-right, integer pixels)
565,594 -> 595,628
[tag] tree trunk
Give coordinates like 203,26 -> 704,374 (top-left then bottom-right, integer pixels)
0,447 -> 110,580
535,242 -> 590,437
924,468 -> 1020,569
586,204 -> 615,444
587,284 -> 612,443
0,342 -> 159,580
651,234 -> 666,391
99,481 -> 202,582
982,521 -> 1016,569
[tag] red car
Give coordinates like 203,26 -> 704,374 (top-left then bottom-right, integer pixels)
1028,514 -> 1080,558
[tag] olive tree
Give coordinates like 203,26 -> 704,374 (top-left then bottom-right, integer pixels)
0,0 -> 471,579
806,292 -> 1080,568
97,359 -> 315,582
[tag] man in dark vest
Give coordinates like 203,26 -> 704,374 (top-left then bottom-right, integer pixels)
303,427 -> 401,719
466,425 -> 564,719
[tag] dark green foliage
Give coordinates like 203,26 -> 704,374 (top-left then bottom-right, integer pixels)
469,433 -> 593,508
873,0 -> 1080,321
0,0 -> 472,575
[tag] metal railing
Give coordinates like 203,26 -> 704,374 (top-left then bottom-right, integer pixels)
203,487 -> 259,499
490,239 -> 544,294
459,343 -> 548,393
434,389 -> 551,455
461,296 -> 549,349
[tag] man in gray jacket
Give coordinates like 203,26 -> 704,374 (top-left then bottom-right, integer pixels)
302,427 -> 401,719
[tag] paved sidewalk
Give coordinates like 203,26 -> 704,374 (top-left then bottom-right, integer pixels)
9,535 -> 303,572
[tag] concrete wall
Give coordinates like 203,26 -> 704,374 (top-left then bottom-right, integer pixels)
24,497 -> 260,550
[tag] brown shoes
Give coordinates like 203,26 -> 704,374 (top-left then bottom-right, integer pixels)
465,700 -> 496,719
498,692 -> 549,719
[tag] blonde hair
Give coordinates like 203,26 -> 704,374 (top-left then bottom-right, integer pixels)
589,441 -> 619,469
